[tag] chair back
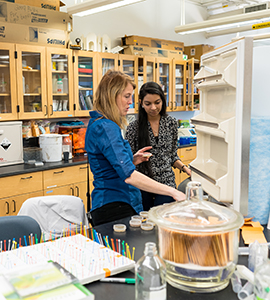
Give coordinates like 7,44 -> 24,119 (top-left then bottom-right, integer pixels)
18,195 -> 89,241
0,215 -> 41,248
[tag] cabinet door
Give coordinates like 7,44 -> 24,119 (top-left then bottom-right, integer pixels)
74,181 -> 88,212
118,54 -> 138,113
0,191 -> 43,217
46,47 -> 73,118
155,58 -> 172,110
73,50 -> 97,117
0,43 -> 18,120
187,58 -> 200,111
137,56 -> 156,110
44,184 -> 74,197
97,52 -> 118,83
16,44 -> 47,119
172,59 -> 186,111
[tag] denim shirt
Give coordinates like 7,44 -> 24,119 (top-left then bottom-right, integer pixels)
85,111 -> 143,214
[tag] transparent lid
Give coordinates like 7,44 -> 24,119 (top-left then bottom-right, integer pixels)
148,182 -> 244,233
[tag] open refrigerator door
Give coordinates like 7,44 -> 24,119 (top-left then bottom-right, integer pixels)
190,37 -> 253,215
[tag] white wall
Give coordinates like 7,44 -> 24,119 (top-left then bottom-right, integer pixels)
63,0 -> 209,47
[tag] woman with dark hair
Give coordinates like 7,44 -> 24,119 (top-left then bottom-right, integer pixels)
126,82 -> 190,211
85,72 -> 186,226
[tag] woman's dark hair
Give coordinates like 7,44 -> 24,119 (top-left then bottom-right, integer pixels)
137,82 -> 167,177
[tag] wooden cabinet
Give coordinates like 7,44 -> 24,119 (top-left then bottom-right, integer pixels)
172,59 -> 186,111
46,47 -> 74,118
0,191 -> 43,217
118,54 -> 138,113
0,163 -> 92,216
186,58 -> 200,111
73,50 -> 97,117
0,171 -> 43,216
156,58 -> 172,111
43,164 -> 90,210
0,43 -> 18,121
173,146 -> 197,187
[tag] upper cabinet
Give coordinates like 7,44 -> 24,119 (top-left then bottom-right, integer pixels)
0,44 -> 198,122
172,59 -> 186,111
46,47 -> 73,118
186,58 -> 200,111
155,58 -> 172,111
118,54 -> 138,113
0,43 -> 17,121
73,50 -> 97,117
16,44 -> 47,120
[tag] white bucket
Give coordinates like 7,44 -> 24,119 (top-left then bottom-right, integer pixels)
39,134 -> 62,162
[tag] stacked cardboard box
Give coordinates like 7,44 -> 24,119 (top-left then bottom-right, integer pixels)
121,35 -> 184,59
0,0 -> 65,11
0,0 -> 71,48
184,44 -> 215,60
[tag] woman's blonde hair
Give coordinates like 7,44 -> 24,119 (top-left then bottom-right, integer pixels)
93,70 -> 136,128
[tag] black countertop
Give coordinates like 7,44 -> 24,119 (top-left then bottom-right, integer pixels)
0,155 -> 88,178
84,216 -> 262,300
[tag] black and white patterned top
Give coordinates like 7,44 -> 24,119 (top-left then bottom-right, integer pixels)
126,115 -> 180,188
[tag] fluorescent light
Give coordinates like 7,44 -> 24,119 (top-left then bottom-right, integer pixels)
67,0 -> 145,17
175,9 -> 270,35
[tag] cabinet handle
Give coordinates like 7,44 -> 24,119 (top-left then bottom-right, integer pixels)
186,149 -> 192,151
53,170 -> 64,174
75,186 -> 79,197
50,104 -> 53,116
44,105 -> 48,116
21,176 -> 33,180
12,200 -> 16,213
70,187 -> 74,195
79,166 -> 87,170
5,201 -> 9,215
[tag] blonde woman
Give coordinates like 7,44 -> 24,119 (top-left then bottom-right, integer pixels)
85,70 -> 185,226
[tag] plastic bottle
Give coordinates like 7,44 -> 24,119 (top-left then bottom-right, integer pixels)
52,75 -> 57,93
135,242 -> 166,300
62,75 -> 68,94
22,75 -> 25,94
57,76 -> 63,94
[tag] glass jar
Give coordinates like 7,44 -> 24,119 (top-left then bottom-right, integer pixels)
148,181 -> 244,293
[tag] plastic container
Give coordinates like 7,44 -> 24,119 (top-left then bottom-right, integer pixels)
148,181 -> 244,293
135,242 -> 166,300
23,147 -> 42,163
254,259 -> 270,300
62,75 -> 68,94
130,219 -> 141,227
39,134 -> 62,162
113,224 -> 126,233
57,76 -> 63,94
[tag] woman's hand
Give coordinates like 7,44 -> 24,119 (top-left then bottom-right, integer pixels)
184,166 -> 192,177
171,189 -> 186,202
133,146 -> 152,166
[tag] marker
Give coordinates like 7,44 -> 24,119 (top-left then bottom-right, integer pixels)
100,277 -> 135,284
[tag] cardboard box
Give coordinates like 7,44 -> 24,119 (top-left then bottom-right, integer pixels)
0,1 -> 72,31
121,35 -> 184,51
0,23 -> 69,48
1,0 -> 65,11
184,44 -> 215,60
123,45 -> 183,59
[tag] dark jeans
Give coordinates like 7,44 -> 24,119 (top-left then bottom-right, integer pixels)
91,201 -> 137,226
141,190 -> 174,211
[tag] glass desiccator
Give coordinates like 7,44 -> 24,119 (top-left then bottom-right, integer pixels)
135,242 -> 166,300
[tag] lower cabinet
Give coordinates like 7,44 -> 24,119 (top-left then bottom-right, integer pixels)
173,146 -> 197,188
0,163 -> 93,216
0,191 -> 43,217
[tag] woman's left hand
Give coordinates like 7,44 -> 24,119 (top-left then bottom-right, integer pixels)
133,146 -> 152,166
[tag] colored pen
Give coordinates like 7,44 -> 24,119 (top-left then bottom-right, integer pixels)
100,277 -> 135,284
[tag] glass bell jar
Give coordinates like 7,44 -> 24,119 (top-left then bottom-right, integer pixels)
148,181 -> 244,293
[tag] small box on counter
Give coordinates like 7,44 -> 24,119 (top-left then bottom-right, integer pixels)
0,1 -> 72,31
0,0 -> 65,11
123,45 -> 183,59
184,44 -> 215,60
0,23 -> 69,48
121,35 -> 184,51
